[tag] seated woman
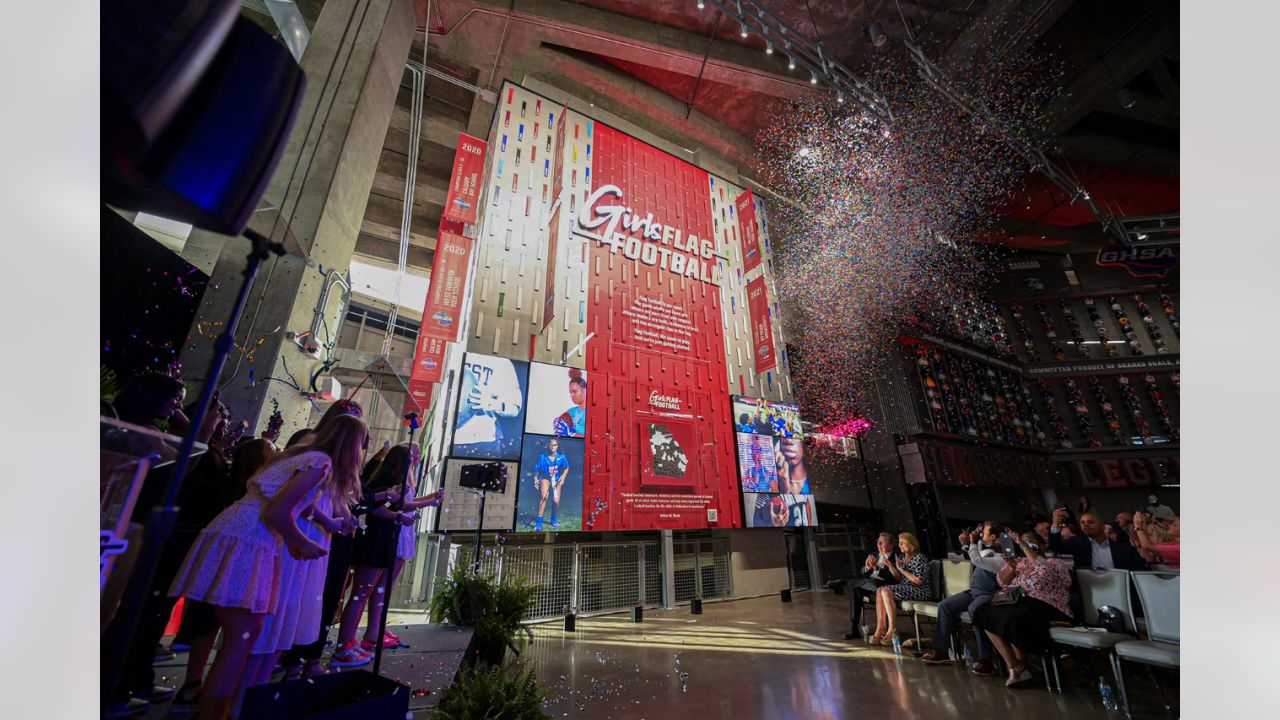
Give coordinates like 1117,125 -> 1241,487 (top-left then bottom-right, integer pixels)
1134,513 -> 1180,568
868,533 -> 931,646
972,531 -> 1073,688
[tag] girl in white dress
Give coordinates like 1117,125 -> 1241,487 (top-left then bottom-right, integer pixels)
169,415 -> 368,720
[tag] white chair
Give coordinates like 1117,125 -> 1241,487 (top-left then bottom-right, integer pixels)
907,559 -> 972,650
1114,571 -> 1179,717
1048,569 -> 1135,694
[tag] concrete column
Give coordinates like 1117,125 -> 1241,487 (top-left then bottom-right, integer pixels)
179,0 -> 416,438
661,529 -> 676,610
804,526 -> 823,588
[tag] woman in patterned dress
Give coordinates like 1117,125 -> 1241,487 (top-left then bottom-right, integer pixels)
168,415 -> 369,720
869,533 -> 932,646
972,531 -> 1073,687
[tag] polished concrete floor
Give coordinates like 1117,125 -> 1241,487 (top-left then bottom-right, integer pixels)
143,591 -> 1177,718
519,591 -> 1177,720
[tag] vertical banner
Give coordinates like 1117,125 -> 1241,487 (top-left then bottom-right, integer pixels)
736,188 -> 762,273
541,105 -> 570,333
443,133 -> 487,225
402,379 -> 433,418
747,276 -> 777,373
420,231 -> 473,341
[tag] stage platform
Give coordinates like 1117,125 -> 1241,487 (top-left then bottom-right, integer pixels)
147,620 -> 472,718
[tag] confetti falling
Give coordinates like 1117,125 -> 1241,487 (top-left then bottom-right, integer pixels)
759,44 -> 1066,426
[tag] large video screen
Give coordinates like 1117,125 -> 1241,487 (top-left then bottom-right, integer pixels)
735,432 -> 810,494
513,434 -> 584,532
732,395 -> 803,438
744,493 -> 818,527
525,363 -> 587,437
452,353 -> 529,460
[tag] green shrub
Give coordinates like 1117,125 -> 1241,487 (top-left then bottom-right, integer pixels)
431,661 -> 551,720
429,565 -> 537,663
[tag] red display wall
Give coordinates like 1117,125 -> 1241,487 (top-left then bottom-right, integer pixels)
581,124 -> 740,530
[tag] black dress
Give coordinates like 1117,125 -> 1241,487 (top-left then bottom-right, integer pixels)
351,488 -> 399,570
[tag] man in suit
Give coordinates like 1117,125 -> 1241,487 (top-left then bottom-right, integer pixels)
843,533 -> 898,641
1049,509 -> 1148,570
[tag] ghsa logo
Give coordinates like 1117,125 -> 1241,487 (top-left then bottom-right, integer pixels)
1095,244 -> 1178,278
757,343 -> 771,358
451,196 -> 472,211
432,311 -> 454,327
420,357 -> 438,370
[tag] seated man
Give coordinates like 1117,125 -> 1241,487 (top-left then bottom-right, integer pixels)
1049,509 -> 1148,570
919,522 -> 1003,676
843,533 -> 897,641
1113,511 -> 1135,545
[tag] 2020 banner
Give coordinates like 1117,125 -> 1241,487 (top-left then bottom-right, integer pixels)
442,133 -> 487,225
420,231 -> 472,341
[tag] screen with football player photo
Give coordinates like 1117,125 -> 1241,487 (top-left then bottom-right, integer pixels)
735,432 -> 810,494
452,353 -> 529,460
514,435 -> 584,532
524,363 -> 587,438
744,492 -> 818,527
732,395 -> 803,438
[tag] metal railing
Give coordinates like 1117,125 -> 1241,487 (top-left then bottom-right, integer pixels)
429,537 -> 733,621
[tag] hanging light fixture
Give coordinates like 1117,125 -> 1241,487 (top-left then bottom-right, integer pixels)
810,71 -> 818,85
1117,87 -> 1137,109
741,22 -> 749,38
697,1 -> 705,9
765,40 -> 774,54
786,53 -> 796,70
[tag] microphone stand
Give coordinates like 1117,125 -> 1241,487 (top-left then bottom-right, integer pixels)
103,228 -> 286,706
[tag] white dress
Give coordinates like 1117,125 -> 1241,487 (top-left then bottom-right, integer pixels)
253,487 -> 334,654
397,484 -> 416,560
169,451 -> 332,613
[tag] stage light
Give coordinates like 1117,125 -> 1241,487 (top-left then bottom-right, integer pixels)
868,21 -> 887,47
787,54 -> 796,70
766,40 -> 774,54
697,1 -> 705,9
810,72 -> 818,84
741,23 -> 749,38
837,91 -> 845,103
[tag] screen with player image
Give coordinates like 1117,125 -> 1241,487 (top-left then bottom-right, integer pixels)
735,432 -> 810,495
513,434 -> 584,532
743,492 -> 818,527
525,363 -> 587,437
732,395 -> 803,438
452,353 -> 530,460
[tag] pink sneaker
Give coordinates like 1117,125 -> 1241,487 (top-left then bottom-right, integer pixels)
329,641 -> 372,668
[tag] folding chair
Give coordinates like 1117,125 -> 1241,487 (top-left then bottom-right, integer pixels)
1048,568 -> 1135,694
907,559 -> 971,652
1114,571 -> 1179,717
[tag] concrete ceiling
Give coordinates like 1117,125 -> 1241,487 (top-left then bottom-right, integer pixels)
352,0 -> 1179,264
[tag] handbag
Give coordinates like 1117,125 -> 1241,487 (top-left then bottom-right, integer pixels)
991,586 -> 1025,606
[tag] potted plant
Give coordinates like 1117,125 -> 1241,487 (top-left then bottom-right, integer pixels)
431,661 -> 551,720
430,565 -> 537,667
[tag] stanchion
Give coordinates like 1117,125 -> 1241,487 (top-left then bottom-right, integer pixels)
780,589 -> 792,602
372,412 -> 418,677
632,604 -> 644,623
103,229 -> 286,706
690,597 -> 703,614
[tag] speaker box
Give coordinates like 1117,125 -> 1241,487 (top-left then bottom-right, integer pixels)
240,670 -> 409,720
103,14 -> 305,235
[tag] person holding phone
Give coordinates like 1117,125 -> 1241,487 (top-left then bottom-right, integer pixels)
972,531 -> 1073,688
843,533 -> 898,641
919,522 -> 1004,674
869,533 -> 932,647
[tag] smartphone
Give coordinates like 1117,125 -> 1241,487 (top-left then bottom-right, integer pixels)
999,533 -> 1020,558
